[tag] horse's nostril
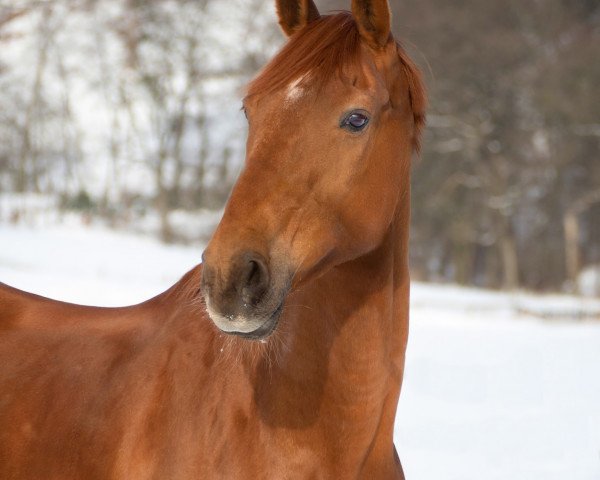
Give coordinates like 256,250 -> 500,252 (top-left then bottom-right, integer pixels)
246,261 -> 261,286
241,256 -> 269,307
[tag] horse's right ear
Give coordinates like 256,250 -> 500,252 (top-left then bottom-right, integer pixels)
351,0 -> 391,49
276,0 -> 320,37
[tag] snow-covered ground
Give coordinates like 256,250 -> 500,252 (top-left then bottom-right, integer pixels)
1,219 -> 600,479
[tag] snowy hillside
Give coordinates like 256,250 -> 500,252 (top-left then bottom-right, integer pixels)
1,220 -> 600,479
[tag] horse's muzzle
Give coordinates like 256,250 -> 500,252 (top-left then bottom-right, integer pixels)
200,251 -> 288,339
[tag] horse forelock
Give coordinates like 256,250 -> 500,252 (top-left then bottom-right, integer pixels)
245,13 -> 361,100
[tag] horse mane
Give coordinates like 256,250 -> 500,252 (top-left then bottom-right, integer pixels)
397,42 -> 427,153
245,12 -> 426,152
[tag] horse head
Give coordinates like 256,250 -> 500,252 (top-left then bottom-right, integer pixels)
201,0 -> 425,339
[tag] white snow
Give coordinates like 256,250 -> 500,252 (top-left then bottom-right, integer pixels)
398,303 -> 600,480
1,221 -> 599,479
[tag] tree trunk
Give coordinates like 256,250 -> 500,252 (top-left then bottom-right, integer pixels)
563,211 -> 580,293
500,234 -> 519,290
155,149 -> 173,243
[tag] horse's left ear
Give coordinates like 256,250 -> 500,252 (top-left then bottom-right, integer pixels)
276,0 -> 320,37
351,0 -> 392,49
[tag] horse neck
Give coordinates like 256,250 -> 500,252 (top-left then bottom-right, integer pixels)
148,185 -> 410,473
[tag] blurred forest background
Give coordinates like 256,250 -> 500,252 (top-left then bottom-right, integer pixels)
0,0 -> 598,295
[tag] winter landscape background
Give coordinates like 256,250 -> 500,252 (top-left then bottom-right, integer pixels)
1,0 -> 599,478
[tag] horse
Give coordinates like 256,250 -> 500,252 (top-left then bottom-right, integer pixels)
0,0 -> 426,478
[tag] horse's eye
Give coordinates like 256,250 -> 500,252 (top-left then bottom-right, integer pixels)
341,111 -> 370,132
242,107 -> 248,120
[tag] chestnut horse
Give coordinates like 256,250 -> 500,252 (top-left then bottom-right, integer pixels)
0,1 -> 425,478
